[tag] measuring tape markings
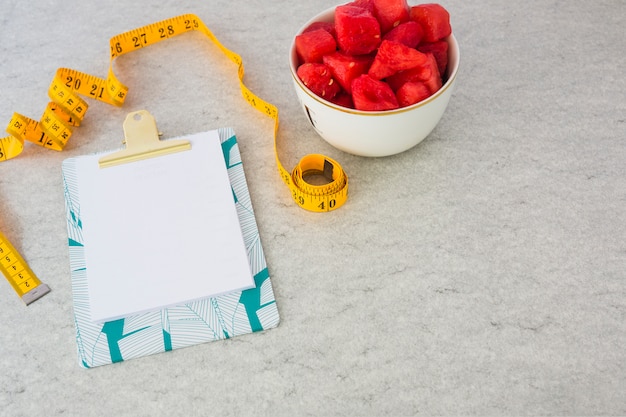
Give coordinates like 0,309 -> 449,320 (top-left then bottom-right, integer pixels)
0,231 -> 51,304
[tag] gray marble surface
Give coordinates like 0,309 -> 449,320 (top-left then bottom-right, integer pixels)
1,0 -> 624,415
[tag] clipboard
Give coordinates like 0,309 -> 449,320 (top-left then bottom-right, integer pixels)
62,111 -> 279,368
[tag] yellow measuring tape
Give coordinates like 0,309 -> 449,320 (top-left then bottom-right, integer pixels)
0,231 -> 51,304
0,14 -> 348,212
1,14 -> 349,303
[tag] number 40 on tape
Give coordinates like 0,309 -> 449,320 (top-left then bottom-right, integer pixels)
0,231 -> 50,305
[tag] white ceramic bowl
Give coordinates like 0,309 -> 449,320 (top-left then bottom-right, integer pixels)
289,6 -> 460,157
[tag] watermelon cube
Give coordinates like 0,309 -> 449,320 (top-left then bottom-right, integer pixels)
368,40 -> 429,80
418,40 -> 449,77
410,3 -> 451,42
297,63 -> 341,100
395,81 -> 431,107
295,28 -> 337,64
322,51 -> 373,93
302,21 -> 336,38
372,0 -> 410,34
335,4 -> 381,55
329,91 -> 355,108
382,21 -> 424,48
422,52 -> 442,93
385,63 -> 432,91
351,74 -> 399,111
346,0 -> 375,13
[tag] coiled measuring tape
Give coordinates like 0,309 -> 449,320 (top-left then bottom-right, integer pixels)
0,13 -> 348,212
0,14 -> 349,302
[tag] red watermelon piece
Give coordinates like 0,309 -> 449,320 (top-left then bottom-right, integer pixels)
422,52 -> 442,93
418,40 -> 449,77
372,0 -> 410,34
329,91 -> 355,108
395,81 -> 431,107
297,63 -> 342,100
322,51 -> 373,93
302,21 -> 336,38
382,21 -> 424,48
346,0 -> 375,13
368,40 -> 429,80
385,59 -> 433,91
295,28 -> 337,64
410,3 -> 451,42
351,74 -> 399,111
335,4 -> 382,55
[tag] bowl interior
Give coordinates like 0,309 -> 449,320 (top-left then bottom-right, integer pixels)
289,7 -> 460,115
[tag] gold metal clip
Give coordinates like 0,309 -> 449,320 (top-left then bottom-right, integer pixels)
99,110 -> 191,168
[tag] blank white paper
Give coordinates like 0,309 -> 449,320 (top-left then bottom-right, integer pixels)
75,130 -> 254,323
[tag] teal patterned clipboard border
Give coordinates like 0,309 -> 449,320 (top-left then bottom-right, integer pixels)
62,127 -> 280,368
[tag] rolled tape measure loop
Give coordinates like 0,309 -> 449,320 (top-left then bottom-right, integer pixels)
289,154 -> 348,212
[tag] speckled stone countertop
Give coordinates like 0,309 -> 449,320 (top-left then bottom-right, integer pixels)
1,0 -> 624,415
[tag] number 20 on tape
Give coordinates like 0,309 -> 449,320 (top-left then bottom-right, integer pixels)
0,231 -> 50,305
